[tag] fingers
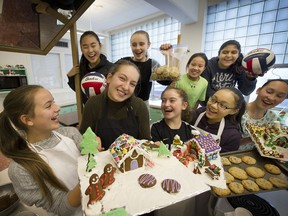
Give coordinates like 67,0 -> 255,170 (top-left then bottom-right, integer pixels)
96,136 -> 105,151
67,65 -> 80,77
160,43 -> 173,50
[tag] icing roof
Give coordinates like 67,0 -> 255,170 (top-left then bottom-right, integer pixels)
109,134 -> 151,166
194,134 -> 221,153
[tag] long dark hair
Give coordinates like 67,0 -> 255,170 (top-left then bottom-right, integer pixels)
218,40 -> 244,74
0,85 -> 68,206
79,31 -> 102,76
261,79 -> 288,88
186,52 -> 208,70
220,87 -> 246,124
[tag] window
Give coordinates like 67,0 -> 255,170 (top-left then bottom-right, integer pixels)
110,16 -> 181,102
205,0 -> 288,63
205,0 -> 288,109
31,53 -> 62,89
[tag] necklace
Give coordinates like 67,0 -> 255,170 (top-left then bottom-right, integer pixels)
190,77 -> 200,88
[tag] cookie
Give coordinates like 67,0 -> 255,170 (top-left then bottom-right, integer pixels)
255,178 -> 273,190
229,182 -> 244,194
212,186 -> 231,197
264,164 -> 281,175
161,179 -> 181,193
242,179 -> 260,192
229,156 -> 242,164
138,174 -> 157,188
228,167 -> 248,180
268,177 -> 288,188
241,155 -> 256,165
224,171 -> 235,184
221,157 -> 231,166
245,166 -> 265,178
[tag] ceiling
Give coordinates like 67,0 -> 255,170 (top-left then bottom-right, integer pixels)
76,0 -> 162,35
75,0 -> 202,36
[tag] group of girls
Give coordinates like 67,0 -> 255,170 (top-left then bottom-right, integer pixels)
0,30 -> 287,216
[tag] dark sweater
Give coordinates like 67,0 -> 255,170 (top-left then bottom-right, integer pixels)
190,107 -> 242,153
201,57 -> 256,105
79,91 -> 151,147
151,119 -> 194,149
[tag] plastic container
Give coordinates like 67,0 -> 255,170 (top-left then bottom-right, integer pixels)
151,44 -> 189,81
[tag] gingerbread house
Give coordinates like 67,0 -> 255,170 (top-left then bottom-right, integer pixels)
109,134 -> 152,173
185,133 -> 221,167
246,122 -> 288,158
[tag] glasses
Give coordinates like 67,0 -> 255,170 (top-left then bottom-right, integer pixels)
208,97 -> 235,110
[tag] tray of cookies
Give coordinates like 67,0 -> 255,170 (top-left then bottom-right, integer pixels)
211,148 -> 288,198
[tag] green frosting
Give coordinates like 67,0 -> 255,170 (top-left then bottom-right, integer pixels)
81,127 -> 99,155
158,141 -> 172,157
100,207 -> 128,216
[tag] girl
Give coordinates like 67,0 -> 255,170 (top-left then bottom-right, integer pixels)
190,87 -> 246,152
0,85 -> 82,215
67,31 -> 114,104
201,40 -> 257,105
151,86 -> 194,149
241,79 -> 288,145
173,52 -> 208,110
118,30 -> 163,106
79,60 -> 151,150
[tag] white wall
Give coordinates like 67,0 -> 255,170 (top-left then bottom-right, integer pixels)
0,1 -> 207,112
0,50 -> 77,112
178,0 -> 207,73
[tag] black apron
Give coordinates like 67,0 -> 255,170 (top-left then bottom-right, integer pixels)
96,99 -> 139,150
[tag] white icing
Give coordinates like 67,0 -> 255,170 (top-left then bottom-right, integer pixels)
191,130 -> 200,136
78,151 -> 212,216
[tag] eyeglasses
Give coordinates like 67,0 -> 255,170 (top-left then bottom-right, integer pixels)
208,97 -> 235,110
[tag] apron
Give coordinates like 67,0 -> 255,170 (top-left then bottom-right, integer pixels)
97,99 -> 139,150
30,131 -> 82,216
193,112 -> 225,143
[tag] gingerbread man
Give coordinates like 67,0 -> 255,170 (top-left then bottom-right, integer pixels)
85,173 -> 105,206
100,163 -> 116,189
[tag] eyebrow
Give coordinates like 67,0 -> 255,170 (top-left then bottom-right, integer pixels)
213,96 -> 233,105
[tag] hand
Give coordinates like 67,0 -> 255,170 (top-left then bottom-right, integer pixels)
160,43 -> 173,51
154,141 -> 161,147
67,65 -> 80,77
245,70 -> 258,79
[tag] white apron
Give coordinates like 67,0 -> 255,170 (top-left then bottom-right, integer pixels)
193,112 -> 225,143
30,131 -> 82,216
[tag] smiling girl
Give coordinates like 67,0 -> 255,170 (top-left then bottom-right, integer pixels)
67,31 -> 113,104
79,60 -> 150,150
118,30 -> 163,106
151,86 -> 194,149
201,40 -> 257,105
241,79 -> 288,138
173,52 -> 208,110
190,87 -> 246,152
0,85 -> 82,215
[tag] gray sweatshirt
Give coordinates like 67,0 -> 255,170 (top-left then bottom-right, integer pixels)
8,127 -> 82,216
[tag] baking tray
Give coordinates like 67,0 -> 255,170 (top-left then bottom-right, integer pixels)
211,148 -> 288,198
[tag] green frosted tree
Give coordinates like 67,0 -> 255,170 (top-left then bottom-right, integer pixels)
86,155 -> 97,172
158,141 -> 171,157
81,127 -> 99,155
80,127 -> 99,172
